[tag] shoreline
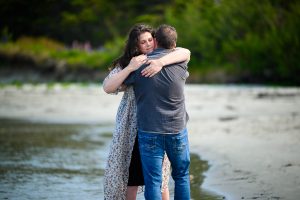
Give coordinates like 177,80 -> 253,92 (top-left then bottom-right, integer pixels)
186,85 -> 300,200
1,83 -> 300,199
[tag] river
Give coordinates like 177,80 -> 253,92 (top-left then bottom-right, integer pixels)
0,119 -> 223,200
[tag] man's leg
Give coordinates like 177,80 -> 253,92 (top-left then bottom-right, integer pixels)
138,131 -> 164,200
165,128 -> 190,200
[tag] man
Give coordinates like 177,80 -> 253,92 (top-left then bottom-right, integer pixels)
123,24 -> 190,200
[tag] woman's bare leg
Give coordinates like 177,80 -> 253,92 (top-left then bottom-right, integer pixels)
126,186 -> 138,200
162,187 -> 170,200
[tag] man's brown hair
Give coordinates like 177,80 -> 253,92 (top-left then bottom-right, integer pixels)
155,24 -> 177,49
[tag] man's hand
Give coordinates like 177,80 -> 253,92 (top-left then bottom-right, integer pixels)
141,59 -> 164,77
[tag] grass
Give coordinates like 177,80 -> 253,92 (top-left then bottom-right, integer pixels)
0,36 -> 122,70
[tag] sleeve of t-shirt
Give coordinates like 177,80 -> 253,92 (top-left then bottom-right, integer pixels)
177,61 -> 189,80
123,71 -> 136,86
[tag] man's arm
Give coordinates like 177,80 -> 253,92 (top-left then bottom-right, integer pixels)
141,47 -> 190,77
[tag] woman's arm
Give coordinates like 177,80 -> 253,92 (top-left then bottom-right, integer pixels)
103,55 -> 147,94
141,47 -> 190,77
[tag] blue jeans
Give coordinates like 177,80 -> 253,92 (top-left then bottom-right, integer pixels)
138,128 -> 190,200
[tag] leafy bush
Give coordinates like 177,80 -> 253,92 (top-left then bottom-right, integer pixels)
164,0 -> 300,84
0,36 -> 125,70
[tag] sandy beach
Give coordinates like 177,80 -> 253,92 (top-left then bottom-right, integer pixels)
0,84 -> 300,200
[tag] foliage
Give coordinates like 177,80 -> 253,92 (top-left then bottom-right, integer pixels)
0,36 -> 124,70
0,0 -> 169,45
1,0 -> 300,84
163,0 -> 300,83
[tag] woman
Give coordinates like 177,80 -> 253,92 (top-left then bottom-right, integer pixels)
103,23 -> 190,200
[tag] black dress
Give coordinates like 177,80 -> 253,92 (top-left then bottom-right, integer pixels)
127,137 -> 145,186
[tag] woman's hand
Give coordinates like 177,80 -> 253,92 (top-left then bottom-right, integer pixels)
141,59 -> 164,77
127,55 -> 148,72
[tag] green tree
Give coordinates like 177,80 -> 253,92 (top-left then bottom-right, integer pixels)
164,0 -> 300,83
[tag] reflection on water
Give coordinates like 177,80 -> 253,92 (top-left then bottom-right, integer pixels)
0,120 -> 224,200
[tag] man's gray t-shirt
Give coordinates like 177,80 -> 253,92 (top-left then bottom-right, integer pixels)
123,48 -> 189,134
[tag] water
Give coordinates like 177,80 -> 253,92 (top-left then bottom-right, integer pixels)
0,119 -> 224,200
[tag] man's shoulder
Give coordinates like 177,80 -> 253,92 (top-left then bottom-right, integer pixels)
148,48 -> 170,59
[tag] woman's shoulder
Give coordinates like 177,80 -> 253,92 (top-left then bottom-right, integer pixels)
104,65 -> 122,81
110,65 -> 122,74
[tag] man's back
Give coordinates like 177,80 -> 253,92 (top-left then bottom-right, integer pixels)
128,24 -> 191,200
124,48 -> 189,133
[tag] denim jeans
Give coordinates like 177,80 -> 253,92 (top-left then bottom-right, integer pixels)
138,128 -> 190,200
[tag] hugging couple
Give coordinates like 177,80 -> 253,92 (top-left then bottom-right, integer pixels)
103,23 -> 191,200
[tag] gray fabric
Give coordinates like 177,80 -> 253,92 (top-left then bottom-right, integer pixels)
124,48 -> 189,134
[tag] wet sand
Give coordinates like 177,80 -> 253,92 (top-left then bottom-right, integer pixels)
1,84 -> 300,199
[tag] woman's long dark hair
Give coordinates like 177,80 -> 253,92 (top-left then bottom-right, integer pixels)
110,24 -> 155,70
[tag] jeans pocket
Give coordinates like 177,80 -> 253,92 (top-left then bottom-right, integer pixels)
139,135 -> 157,156
172,134 -> 187,155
